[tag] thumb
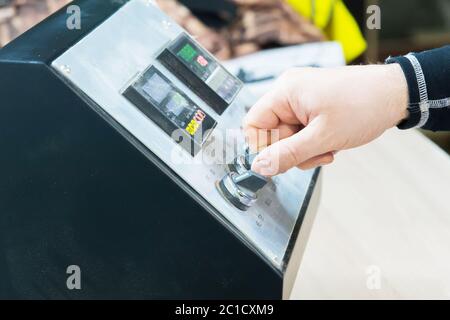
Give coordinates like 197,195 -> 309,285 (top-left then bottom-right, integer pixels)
251,119 -> 327,176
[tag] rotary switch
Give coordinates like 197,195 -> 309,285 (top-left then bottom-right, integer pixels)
217,149 -> 268,211
227,147 -> 257,175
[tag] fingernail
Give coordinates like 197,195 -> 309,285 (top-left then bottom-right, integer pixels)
252,157 -> 275,176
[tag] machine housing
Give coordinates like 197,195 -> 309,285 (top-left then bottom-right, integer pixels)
0,0 -> 321,299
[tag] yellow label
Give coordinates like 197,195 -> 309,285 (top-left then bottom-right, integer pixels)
186,119 -> 200,136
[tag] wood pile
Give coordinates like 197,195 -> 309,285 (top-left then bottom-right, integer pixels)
0,0 -> 70,47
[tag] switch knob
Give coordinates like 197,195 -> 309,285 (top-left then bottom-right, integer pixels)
233,171 -> 268,193
216,171 -> 268,211
227,147 -> 257,174
218,146 -> 268,211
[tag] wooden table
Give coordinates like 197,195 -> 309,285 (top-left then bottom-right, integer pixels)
227,45 -> 450,299
291,128 -> 450,299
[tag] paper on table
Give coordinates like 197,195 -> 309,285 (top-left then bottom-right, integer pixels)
223,42 -> 345,98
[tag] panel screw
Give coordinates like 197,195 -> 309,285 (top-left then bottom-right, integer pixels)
162,20 -> 172,29
60,65 -> 71,74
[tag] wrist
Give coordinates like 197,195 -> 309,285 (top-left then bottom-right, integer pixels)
385,63 -> 409,126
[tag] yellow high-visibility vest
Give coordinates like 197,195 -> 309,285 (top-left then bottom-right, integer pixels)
286,0 -> 367,62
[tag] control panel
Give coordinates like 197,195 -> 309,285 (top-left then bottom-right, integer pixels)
217,148 -> 269,211
51,0 -> 316,271
123,66 -> 217,156
158,33 -> 242,114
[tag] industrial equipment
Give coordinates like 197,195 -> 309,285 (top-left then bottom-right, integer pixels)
0,0 -> 321,299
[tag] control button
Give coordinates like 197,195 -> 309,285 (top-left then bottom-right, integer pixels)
243,151 -> 257,170
227,146 -> 258,174
216,171 -> 268,211
233,171 -> 268,193
218,146 -> 268,211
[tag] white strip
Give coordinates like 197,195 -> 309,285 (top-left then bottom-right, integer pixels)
429,97 -> 450,109
405,54 -> 430,127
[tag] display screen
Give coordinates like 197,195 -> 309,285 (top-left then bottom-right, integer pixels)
166,92 -> 190,117
175,42 -> 217,82
123,66 -> 217,156
158,33 -> 243,114
141,73 -> 171,104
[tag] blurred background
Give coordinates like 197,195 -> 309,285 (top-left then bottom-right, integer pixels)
1,0 -> 449,151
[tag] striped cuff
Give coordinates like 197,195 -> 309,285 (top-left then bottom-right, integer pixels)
386,53 -> 430,129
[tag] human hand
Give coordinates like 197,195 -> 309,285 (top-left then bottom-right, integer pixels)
243,64 -> 409,176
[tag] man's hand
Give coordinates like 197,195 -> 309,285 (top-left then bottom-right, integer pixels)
243,64 -> 409,176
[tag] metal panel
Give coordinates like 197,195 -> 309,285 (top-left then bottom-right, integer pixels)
52,0 -> 315,271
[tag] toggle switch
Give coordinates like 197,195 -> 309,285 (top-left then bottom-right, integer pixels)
216,171 -> 268,211
227,146 -> 258,175
233,171 -> 268,193
217,146 -> 269,211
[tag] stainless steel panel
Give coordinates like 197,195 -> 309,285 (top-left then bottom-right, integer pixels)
51,0 -> 315,271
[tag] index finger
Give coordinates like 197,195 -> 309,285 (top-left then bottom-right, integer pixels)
243,86 -> 300,131
243,86 -> 302,152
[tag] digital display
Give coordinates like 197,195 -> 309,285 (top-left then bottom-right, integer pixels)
123,66 -> 217,156
158,33 -> 243,115
174,41 -> 217,82
178,44 -> 197,62
141,73 -> 171,104
166,92 -> 190,117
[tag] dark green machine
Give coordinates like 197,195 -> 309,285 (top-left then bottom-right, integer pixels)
0,0 -> 321,299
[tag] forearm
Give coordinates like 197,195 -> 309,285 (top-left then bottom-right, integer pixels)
386,45 -> 450,131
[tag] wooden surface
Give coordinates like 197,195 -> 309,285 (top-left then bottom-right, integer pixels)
0,0 -> 70,48
291,128 -> 450,299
